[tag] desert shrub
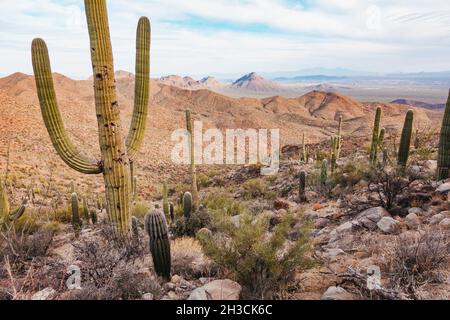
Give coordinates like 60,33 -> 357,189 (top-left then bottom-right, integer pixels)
197,211 -> 314,299
132,202 -> 150,219
241,178 -> 271,200
53,206 -> 71,223
384,228 -> 450,296
202,190 -> 244,216
197,172 -> 211,189
171,237 -> 216,279
171,208 -> 211,238
0,228 -> 54,273
367,164 -> 420,211
332,159 -> 372,188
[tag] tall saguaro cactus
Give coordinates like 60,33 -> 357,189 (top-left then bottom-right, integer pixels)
31,0 -> 151,236
438,91 -> 450,180
398,110 -> 414,167
186,110 -> 199,206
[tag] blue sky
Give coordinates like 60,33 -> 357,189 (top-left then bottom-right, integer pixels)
1,0 -> 450,79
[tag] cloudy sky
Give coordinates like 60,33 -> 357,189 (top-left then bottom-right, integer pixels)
1,0 -> 450,79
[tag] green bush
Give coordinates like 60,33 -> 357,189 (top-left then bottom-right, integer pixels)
197,210 -> 313,299
171,208 -> 210,238
132,202 -> 150,219
241,179 -> 272,200
202,190 -> 244,216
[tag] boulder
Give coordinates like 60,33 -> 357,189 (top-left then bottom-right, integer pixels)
439,218 -> 450,230
356,207 -> 390,230
436,182 -> 450,194
202,279 -> 242,300
430,213 -> 445,225
142,293 -> 154,300
377,217 -> 400,234
320,286 -> 354,300
405,213 -> 420,229
188,288 -> 212,300
408,207 -> 423,215
31,288 -> 56,301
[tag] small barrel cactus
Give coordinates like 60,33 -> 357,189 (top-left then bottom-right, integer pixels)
183,192 -> 193,219
145,210 -> 171,280
90,210 -> 98,225
299,171 -> 307,202
438,91 -> 450,180
398,110 -> 414,167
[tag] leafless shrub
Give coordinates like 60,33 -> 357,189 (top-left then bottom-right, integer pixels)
384,228 -> 450,297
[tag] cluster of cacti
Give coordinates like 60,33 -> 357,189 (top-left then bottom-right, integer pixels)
299,171 -> 307,202
183,192 -> 193,219
186,110 -> 199,207
369,107 -> 383,164
0,179 -> 27,226
321,160 -> 328,185
71,192 -> 82,233
145,210 -> 171,280
397,110 -> 414,167
32,0 -> 151,236
437,92 -> 450,180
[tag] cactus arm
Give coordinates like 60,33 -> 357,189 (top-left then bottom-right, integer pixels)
126,17 -> 151,160
438,91 -> 450,180
397,110 -> 414,167
31,39 -> 102,175
85,0 -> 132,235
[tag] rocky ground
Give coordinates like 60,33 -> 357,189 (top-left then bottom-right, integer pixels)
0,135 -> 449,300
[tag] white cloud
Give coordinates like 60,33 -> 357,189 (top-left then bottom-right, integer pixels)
0,0 -> 449,78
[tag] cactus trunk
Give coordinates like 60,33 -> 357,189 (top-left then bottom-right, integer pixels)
397,110 -> 414,167
370,107 -> 382,164
299,171 -> 307,202
438,91 -> 450,180
186,110 -> 199,206
163,182 -> 169,219
31,0 -> 150,236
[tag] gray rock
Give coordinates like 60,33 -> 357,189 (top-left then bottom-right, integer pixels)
171,275 -> 181,284
322,248 -> 346,261
202,279 -> 242,300
31,288 -> 56,301
439,218 -> 450,230
436,182 -> 450,193
320,286 -> 353,300
328,221 -> 359,243
356,207 -> 390,230
405,213 -> 420,229
142,293 -> 154,300
230,215 -> 241,228
188,288 -> 212,300
377,217 -> 400,234
430,213 -> 445,225
315,218 -> 330,229
408,207 -> 423,215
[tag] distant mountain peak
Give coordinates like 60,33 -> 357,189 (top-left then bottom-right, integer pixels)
231,72 -> 281,92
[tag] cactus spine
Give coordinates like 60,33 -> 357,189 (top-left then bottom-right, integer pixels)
370,107 -> 382,164
31,1 -> 151,236
162,182 -> 169,219
397,110 -> 414,167
299,171 -> 307,202
437,91 -> 450,180
71,192 -> 82,232
145,210 -> 171,280
321,160 -> 328,185
183,192 -> 193,219
186,110 -> 199,206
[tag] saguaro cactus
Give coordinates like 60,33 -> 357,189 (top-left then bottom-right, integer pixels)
0,179 -> 27,225
145,210 -> 171,280
186,110 -> 199,206
71,192 -> 82,232
31,0 -> 151,236
398,110 -> 414,167
299,171 -> 307,202
162,182 -> 169,218
335,116 -> 343,159
321,160 -> 328,185
183,192 -> 193,219
369,107 -> 382,164
438,91 -> 450,180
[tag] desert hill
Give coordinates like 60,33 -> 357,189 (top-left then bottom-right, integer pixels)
0,72 -> 442,196
231,72 -> 282,92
